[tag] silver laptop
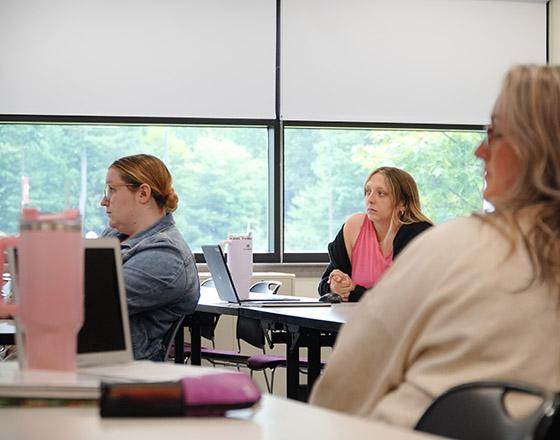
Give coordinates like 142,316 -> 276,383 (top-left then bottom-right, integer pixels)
201,245 -> 327,307
8,238 -> 135,369
1,239 -> 199,398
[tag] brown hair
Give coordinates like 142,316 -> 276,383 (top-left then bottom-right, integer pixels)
365,166 -> 432,225
479,65 -> 560,287
110,154 -> 178,213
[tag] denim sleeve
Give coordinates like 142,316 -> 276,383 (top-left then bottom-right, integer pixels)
122,240 -> 199,316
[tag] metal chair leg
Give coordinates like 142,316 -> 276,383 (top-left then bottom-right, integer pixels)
269,368 -> 277,394
262,370 -> 272,393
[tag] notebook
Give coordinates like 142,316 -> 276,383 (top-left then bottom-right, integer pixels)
201,245 -> 329,307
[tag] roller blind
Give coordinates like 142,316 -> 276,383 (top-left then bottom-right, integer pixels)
281,0 -> 547,124
0,0 -> 276,118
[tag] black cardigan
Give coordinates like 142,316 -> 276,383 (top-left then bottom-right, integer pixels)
318,221 -> 432,302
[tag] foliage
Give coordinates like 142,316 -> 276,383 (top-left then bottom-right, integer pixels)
284,128 -> 484,252
0,124 -> 484,255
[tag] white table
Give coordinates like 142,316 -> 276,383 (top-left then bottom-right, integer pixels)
0,362 -> 446,439
0,388 -> 445,440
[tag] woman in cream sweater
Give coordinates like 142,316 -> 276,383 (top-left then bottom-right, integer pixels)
310,65 -> 560,428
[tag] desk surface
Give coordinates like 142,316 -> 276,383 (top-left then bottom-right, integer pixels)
0,388 -> 444,440
0,319 -> 15,345
196,288 -> 241,315
239,303 -> 355,332
196,289 -> 356,332
0,319 -> 15,333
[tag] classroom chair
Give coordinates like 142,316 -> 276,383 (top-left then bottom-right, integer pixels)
248,280 -> 283,295
161,314 -> 186,362
182,280 -> 280,369
244,280 -> 327,394
415,381 -> 560,440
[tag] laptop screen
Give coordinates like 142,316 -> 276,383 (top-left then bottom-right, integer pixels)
201,244 -> 305,305
201,244 -> 240,303
79,246 -> 126,354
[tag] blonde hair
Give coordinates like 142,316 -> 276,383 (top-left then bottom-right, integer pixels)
110,154 -> 178,213
365,167 -> 432,225
480,65 -> 560,287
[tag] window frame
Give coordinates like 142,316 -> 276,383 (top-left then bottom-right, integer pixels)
0,115 -> 485,264
281,120 -> 485,263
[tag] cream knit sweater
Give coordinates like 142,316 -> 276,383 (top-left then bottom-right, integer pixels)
310,215 -> 560,428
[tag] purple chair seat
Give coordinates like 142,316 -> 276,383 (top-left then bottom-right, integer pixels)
200,347 -> 251,364
247,354 -> 325,370
182,343 -> 251,366
247,354 -> 287,370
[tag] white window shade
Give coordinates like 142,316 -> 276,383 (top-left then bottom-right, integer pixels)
0,0 -> 276,119
281,0 -> 547,125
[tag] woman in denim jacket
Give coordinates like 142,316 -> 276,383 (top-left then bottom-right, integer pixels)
100,154 -> 200,360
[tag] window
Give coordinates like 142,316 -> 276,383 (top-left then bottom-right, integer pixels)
0,122 -> 485,262
284,127 -> 485,254
0,123 -> 271,254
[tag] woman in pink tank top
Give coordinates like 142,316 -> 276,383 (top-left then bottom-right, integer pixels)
318,167 -> 432,302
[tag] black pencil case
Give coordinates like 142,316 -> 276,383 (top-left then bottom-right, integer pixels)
100,371 -> 261,417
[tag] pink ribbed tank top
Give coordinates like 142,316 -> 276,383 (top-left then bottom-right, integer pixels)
351,215 -> 393,289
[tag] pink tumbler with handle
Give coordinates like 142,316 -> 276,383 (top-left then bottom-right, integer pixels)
0,208 -> 83,371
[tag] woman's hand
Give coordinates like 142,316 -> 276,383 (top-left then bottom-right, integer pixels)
328,270 -> 355,301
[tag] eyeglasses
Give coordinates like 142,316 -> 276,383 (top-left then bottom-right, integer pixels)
483,124 -> 504,147
103,183 -> 136,200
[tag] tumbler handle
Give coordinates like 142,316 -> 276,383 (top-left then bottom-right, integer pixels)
0,236 -> 18,318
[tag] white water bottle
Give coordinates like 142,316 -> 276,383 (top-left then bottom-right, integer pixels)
220,234 -> 253,299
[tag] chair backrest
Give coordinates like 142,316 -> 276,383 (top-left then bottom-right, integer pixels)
236,316 -> 266,349
198,278 -> 220,342
201,277 -> 215,288
236,280 -> 283,350
249,280 -> 282,295
161,315 -> 186,362
415,381 -> 560,440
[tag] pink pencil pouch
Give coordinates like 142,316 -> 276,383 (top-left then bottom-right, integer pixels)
100,372 -> 261,417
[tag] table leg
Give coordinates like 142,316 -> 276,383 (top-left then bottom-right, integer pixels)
190,315 -> 202,366
286,325 -> 302,401
173,317 -> 185,364
306,330 -> 321,394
